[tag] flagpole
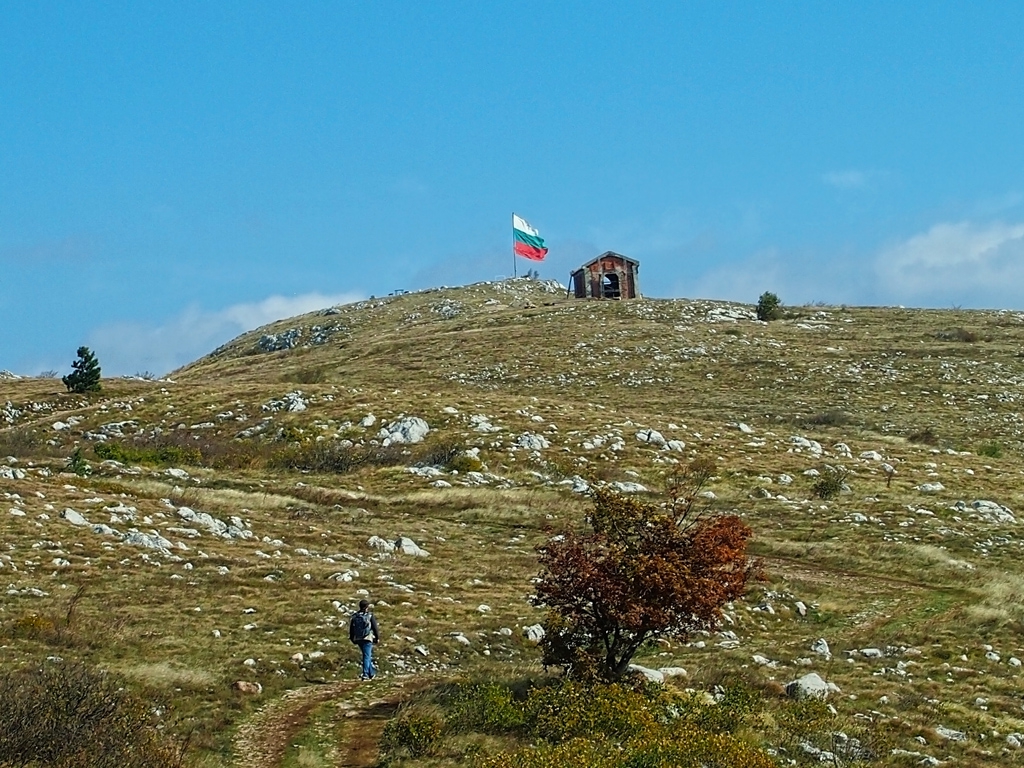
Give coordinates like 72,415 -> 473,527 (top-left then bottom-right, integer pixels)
512,212 -> 517,278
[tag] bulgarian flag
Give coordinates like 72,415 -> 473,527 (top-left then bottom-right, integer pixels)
513,214 -> 548,261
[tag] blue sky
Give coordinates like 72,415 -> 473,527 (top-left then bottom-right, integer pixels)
3,2 -> 1024,375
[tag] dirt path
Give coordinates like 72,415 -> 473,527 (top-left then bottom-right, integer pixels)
232,681 -> 395,768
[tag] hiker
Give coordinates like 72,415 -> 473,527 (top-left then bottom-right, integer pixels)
349,599 -> 380,680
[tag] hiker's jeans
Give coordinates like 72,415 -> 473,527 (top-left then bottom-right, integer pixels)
359,640 -> 376,678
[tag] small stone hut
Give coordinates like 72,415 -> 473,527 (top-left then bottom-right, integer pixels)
569,252 -> 640,300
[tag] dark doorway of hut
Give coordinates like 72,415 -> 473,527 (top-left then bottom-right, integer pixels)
602,273 -> 621,299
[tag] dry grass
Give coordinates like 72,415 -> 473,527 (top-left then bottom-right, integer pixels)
5,281 -> 1024,764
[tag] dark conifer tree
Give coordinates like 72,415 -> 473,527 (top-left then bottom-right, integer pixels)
62,346 -> 102,393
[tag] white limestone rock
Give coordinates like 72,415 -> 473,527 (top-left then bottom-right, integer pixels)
378,416 -> 430,445
628,664 -> 664,684
811,638 -> 831,658
636,428 -> 666,447
610,481 -> 648,493
971,500 -> 1016,524
61,508 -> 89,526
368,535 -> 396,553
786,672 -> 833,700
935,725 -> 966,742
523,624 -> 545,643
515,433 -> 550,451
394,536 -> 429,557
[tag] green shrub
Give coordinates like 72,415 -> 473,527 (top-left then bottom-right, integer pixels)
475,738 -> 619,768
0,659 -> 179,767
812,466 -> 848,500
525,682 -> 661,744
379,708 -> 445,759
448,683 -> 528,734
669,685 -> 762,735
620,728 -> 778,768
417,439 -> 464,468
66,447 -> 92,476
94,441 -> 201,467
977,441 -> 1003,459
472,684 -> 778,767
755,292 -> 782,322
447,453 -> 484,473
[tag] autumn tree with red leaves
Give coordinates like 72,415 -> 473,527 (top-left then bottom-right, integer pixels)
534,460 -> 759,681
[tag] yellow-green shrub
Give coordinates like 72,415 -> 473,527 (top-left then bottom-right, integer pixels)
379,708 -> 445,759
525,682 -> 661,744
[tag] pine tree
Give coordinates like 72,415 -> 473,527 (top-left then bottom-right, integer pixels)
62,347 -> 102,393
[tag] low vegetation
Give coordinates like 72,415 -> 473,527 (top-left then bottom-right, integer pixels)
0,660 -> 183,767
3,280 -> 1024,766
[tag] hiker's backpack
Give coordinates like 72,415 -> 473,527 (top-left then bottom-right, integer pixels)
350,611 -> 372,643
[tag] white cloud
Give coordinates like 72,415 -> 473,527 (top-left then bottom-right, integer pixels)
875,221 -> 1024,305
822,170 -> 868,189
822,169 -> 887,190
686,219 -> 1024,310
686,246 -> 868,307
88,291 -> 364,376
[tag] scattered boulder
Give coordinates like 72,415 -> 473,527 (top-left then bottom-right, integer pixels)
658,666 -> 687,679
378,416 -> 430,445
61,508 -> 89,526
515,433 -> 550,451
394,536 -> 429,557
935,725 -> 966,742
917,482 -> 945,493
628,664 -> 664,684
258,329 -> 302,352
786,672 -> 833,700
636,429 -> 666,447
368,535 -> 396,553
523,624 -> 545,643
970,500 -> 1016,524
610,481 -> 648,494
790,436 -> 824,455
232,680 -> 263,695
811,638 -> 831,658
123,531 -> 173,551
263,391 -> 308,413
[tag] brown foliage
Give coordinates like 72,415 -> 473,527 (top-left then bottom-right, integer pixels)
535,465 -> 759,681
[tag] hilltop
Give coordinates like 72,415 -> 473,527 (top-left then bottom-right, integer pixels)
4,278 -> 1024,766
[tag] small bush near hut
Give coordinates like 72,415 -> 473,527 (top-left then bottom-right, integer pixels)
62,345 -> 102,393
756,292 -> 782,322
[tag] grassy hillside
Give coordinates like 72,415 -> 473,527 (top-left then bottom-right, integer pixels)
4,278 -> 1024,766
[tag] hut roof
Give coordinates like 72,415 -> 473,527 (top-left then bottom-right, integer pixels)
574,251 -> 640,272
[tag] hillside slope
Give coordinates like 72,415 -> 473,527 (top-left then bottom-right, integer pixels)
3,278 -> 1024,765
